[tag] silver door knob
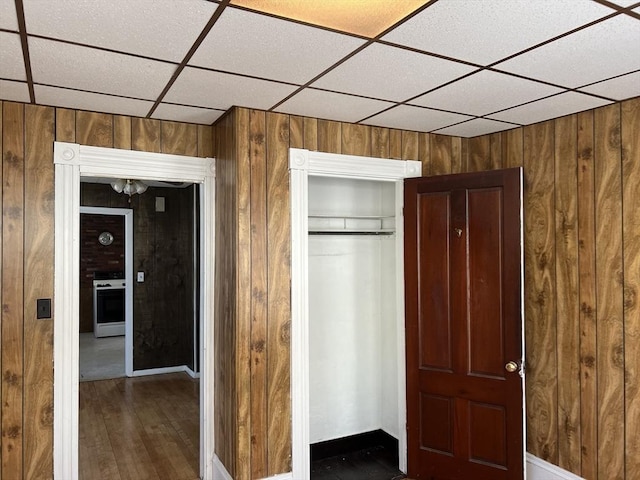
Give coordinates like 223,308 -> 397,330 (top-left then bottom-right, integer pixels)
505,361 -> 519,373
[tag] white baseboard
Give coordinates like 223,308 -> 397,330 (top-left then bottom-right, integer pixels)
213,455 -> 233,480
260,473 -> 293,480
184,365 -> 200,378
527,453 -> 584,480
132,365 -> 189,377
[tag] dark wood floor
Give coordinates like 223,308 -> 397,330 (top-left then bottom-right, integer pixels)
311,445 -> 406,480
79,372 -> 199,480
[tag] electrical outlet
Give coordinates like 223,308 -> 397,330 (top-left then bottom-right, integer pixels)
137,271 -> 145,282
37,298 -> 51,319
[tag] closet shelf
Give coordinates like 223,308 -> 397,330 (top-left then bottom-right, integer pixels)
308,214 -> 395,234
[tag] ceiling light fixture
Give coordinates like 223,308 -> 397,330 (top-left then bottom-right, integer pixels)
110,178 -> 148,198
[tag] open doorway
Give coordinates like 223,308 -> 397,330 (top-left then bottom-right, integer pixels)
53,142 -> 216,480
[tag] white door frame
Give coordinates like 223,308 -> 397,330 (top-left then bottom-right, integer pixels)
289,148 -> 422,480
79,206 -> 134,376
53,142 -> 216,480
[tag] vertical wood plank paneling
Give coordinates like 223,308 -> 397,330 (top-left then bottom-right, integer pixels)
265,113 -> 291,476
388,129 -> 402,159
341,123 -> 370,156
302,117 -> 317,151
418,132 -> 431,176
431,134 -> 452,175
450,136 -> 465,174
577,110 -> 597,480
132,118 -> 161,153
76,112 -> 112,147
161,121 -> 198,156
317,120 -> 341,154
622,97 -> 640,480
289,116 -> 304,150
371,127 -> 389,159
55,108 -> 76,142
402,130 -> 418,161
503,128 -> 524,168
249,109 -> 268,480
23,105 -> 55,480
523,120 -> 558,463
113,116 -> 131,150
554,114 -> 581,473
197,125 -> 213,158
467,136 -> 491,172
594,104 -> 624,480
490,132 -> 503,169
235,108 -> 252,480
1,102 -> 24,479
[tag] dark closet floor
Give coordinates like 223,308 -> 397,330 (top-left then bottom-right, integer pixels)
311,445 -> 406,480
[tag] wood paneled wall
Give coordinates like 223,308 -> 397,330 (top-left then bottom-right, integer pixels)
0,102 -> 212,480
220,99 -> 639,480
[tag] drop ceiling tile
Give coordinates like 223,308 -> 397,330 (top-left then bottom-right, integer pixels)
487,92 -> 612,125
0,32 -> 26,80
273,87 -> 393,123
410,70 -> 564,116
29,38 -> 176,100
230,0 -> 429,37
22,0 -> 217,62
496,15 -> 640,88
190,8 -> 365,84
609,0 -> 639,6
434,118 -> 520,138
152,104 -> 224,125
312,43 -> 475,102
0,80 -> 30,103
364,105 -> 473,132
0,0 -> 18,31
34,85 -> 154,117
382,0 -> 612,65
578,71 -> 640,100
164,67 -> 298,111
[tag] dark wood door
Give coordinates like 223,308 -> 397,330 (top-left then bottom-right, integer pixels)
404,168 -> 524,480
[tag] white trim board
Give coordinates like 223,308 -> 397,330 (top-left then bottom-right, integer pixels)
289,148 -> 421,480
527,453 -> 585,480
53,142 -> 216,480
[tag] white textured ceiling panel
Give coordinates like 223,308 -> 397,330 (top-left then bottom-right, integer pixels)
29,38 -> 176,100
495,15 -> 640,89
0,32 -> 27,80
152,103 -> 224,125
382,0 -> 613,65
34,85 -> 154,116
609,0 -> 639,6
164,67 -> 298,111
410,70 -> 565,116
364,104 -> 472,132
579,71 -> 640,100
487,92 -> 613,125
0,0 -> 18,31
435,118 -> 520,138
190,7 -> 365,84
313,43 -> 476,102
274,87 -> 393,123
0,80 -> 30,103
22,0 -> 217,62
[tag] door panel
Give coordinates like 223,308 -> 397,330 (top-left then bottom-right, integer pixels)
405,168 -> 524,480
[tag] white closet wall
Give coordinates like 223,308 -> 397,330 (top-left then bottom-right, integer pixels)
308,176 -> 399,444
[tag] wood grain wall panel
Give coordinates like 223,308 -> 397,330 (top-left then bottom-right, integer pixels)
490,133 -> 503,170
289,116 -> 304,149
371,127 -> 390,159
523,120 -> 558,463
622,97 -> 640,480
467,136 -> 491,172
317,120 -> 341,154
594,104 -> 624,480
23,105 -> 55,480
55,108 -> 75,142
341,123 -> 370,156
113,115 -> 131,150
1,102 -> 25,479
303,117 -> 317,151
553,114 -> 581,474
503,128 -> 524,168
389,129 -> 402,159
431,134 -> 452,175
401,130 -> 418,161
450,136 -> 465,174
418,132 -> 431,175
132,118 -> 160,153
76,111 -> 113,147
249,109 -> 268,479
265,113 -> 292,476
0,104 -> 3,480
161,121 -> 198,156
576,110 -> 597,480
197,125 -> 213,158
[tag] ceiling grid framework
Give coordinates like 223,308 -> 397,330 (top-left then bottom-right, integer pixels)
0,0 -> 638,137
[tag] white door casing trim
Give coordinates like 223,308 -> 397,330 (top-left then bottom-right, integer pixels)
53,142 -> 216,480
289,148 -> 422,480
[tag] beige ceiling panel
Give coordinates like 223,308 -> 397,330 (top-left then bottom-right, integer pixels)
0,32 -> 27,81
0,79 -> 30,103
578,71 -> 640,101
0,0 -> 19,31
364,104 -> 472,132
34,85 -> 154,116
152,104 -> 224,125
435,118 -> 520,138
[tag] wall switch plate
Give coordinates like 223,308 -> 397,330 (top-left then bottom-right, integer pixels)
137,271 -> 145,282
155,197 -> 165,212
37,298 -> 52,319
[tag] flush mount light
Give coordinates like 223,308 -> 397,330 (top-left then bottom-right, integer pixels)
110,179 -> 148,197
